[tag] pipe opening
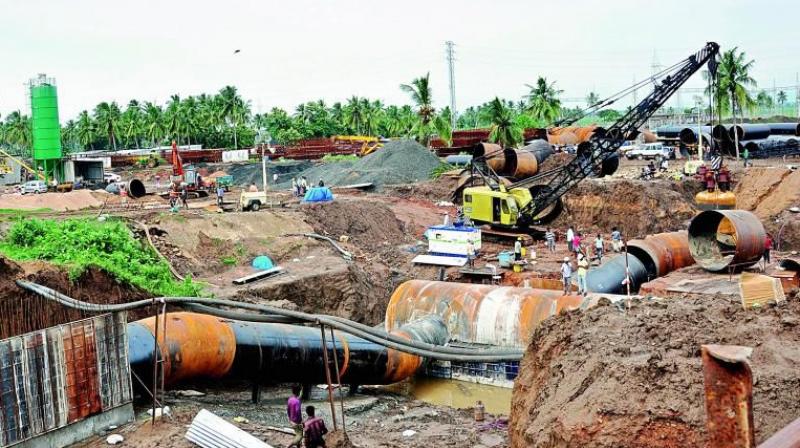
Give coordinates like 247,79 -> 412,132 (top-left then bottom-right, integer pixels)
128,179 -> 146,198
688,210 -> 765,272
625,246 -> 658,280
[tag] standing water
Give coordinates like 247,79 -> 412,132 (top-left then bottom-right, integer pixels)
387,377 -> 512,415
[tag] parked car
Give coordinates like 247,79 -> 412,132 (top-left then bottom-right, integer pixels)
104,172 -> 122,183
21,180 -> 48,194
625,143 -> 673,160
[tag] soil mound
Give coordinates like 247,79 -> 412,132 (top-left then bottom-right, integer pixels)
0,257 -> 150,339
552,178 -> 697,238
302,199 -> 409,251
326,430 -> 354,448
734,167 -> 800,217
283,140 -> 442,188
510,293 -> 800,447
0,190 -> 104,211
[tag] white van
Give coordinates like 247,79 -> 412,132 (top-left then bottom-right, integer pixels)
21,180 -> 48,194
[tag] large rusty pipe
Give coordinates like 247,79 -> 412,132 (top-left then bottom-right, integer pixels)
702,344 -> 755,448
386,280 -> 587,348
627,231 -> 694,280
128,312 -> 447,387
500,149 -> 539,178
473,142 -> 505,172
688,210 -> 766,272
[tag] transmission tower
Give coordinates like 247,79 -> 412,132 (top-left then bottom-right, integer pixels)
446,41 -> 457,129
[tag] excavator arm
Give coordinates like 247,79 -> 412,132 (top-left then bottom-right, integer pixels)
517,42 -> 720,218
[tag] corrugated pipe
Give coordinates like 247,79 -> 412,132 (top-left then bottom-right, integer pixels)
688,210 -> 766,272
627,231 -> 695,280
128,312 -> 448,386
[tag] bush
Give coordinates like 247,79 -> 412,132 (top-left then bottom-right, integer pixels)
0,218 -> 202,297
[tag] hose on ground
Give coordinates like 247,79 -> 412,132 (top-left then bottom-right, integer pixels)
16,280 -> 524,361
282,233 -> 353,260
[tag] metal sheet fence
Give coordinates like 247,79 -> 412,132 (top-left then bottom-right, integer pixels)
0,313 -> 131,447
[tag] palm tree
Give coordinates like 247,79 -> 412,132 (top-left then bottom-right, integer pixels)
777,90 -> 788,112
400,73 -> 435,145
756,91 -> 773,109
143,102 -> 164,148
120,100 -> 144,148
344,96 -> 365,135
75,110 -> 95,150
486,97 -> 522,148
586,91 -> 600,108
93,101 -> 122,150
526,77 -> 563,124
217,85 -> 247,149
715,47 -> 756,158
4,111 -> 32,150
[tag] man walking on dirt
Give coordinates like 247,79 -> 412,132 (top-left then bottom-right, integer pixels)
180,186 -> 189,209
742,147 -> 750,167
561,257 -> 572,295
287,385 -> 303,448
544,228 -> 556,253
303,405 -> 329,448
566,226 -> 574,252
576,251 -> 589,296
611,227 -> 622,253
514,237 -> 523,261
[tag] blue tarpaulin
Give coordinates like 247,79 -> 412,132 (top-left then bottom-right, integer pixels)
303,187 -> 334,202
252,255 -> 274,270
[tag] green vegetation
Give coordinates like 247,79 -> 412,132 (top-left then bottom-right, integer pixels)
431,163 -> 458,179
321,154 -> 359,163
0,218 -> 202,296
486,98 -> 523,148
0,208 -> 53,215
220,256 -> 238,266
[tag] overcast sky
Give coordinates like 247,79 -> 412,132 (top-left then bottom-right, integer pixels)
1,0 -> 797,122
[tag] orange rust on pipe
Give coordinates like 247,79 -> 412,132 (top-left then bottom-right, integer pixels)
702,344 -> 755,448
627,231 -> 694,279
501,149 -> 539,178
139,312 -> 236,385
384,329 -> 425,383
334,329 -> 351,379
689,210 -> 766,272
386,280 -> 584,348
473,142 -> 505,171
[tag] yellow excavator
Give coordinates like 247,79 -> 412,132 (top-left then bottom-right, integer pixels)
461,42 -> 720,229
333,135 -> 382,156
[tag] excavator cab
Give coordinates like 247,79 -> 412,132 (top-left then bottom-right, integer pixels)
463,186 -> 527,227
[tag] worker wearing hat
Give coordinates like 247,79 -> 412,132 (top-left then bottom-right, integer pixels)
560,256 -> 573,295
514,236 -> 523,261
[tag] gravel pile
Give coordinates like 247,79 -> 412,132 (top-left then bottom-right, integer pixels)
279,140 -> 442,188
216,160 -> 312,186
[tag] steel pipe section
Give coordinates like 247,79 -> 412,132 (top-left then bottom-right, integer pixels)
729,124 -> 771,141
128,312 -> 447,386
473,142 -> 505,172
766,122 -> 800,136
712,124 -> 731,142
585,254 -> 648,294
500,149 -> 539,178
627,231 -> 694,280
386,280 -> 586,348
655,125 -> 684,140
521,140 -> 554,165
688,210 -> 766,272
127,179 -> 146,198
679,126 -> 713,145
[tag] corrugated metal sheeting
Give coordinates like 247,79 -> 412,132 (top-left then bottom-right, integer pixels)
186,409 -> 273,448
0,313 -> 132,447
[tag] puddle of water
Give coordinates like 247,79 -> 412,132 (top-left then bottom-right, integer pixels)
386,377 -> 512,416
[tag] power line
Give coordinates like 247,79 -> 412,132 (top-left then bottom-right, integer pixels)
445,41 -> 457,129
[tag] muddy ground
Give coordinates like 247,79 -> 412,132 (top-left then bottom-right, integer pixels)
75,385 -> 509,448
510,291 -> 800,448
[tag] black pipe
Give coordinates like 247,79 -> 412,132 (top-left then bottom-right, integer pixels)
766,123 -> 800,136
128,179 -> 146,198
586,254 -> 648,294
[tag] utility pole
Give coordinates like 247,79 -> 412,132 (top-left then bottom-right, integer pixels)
446,41 -> 457,129
796,72 -> 799,119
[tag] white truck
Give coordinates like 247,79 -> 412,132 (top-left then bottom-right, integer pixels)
239,191 -> 267,211
624,143 -> 673,160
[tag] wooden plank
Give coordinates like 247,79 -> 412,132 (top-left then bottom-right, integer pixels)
232,267 -> 285,285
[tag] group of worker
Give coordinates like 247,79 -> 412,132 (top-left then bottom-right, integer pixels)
168,183 -> 189,210
286,385 -> 329,448
558,225 -> 624,296
291,176 -> 310,197
641,157 -> 670,180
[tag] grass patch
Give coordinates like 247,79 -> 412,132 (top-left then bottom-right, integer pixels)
322,154 -> 359,163
430,163 -> 458,179
220,256 -> 238,266
0,218 -> 202,297
0,208 -> 53,215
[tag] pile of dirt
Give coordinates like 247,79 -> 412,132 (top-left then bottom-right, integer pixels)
326,430 -> 354,448
302,198 -> 410,251
735,167 -> 800,217
537,151 -> 575,174
0,257 -> 151,339
552,178 -> 697,238
280,140 -> 443,188
386,175 -> 460,203
510,293 -> 800,447
0,190 -> 104,211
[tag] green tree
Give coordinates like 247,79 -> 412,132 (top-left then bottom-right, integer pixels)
486,97 -> 522,148
4,111 -> 32,150
756,90 -> 773,109
586,91 -> 600,108
120,100 -> 144,148
526,77 -> 563,124
217,85 -> 249,149
93,101 -> 122,150
75,110 -> 95,150
715,47 -> 756,157
400,73 -> 436,145
143,102 -> 164,148
777,90 -> 788,110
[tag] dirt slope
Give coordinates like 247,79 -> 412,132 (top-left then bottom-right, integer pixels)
510,293 -> 800,448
